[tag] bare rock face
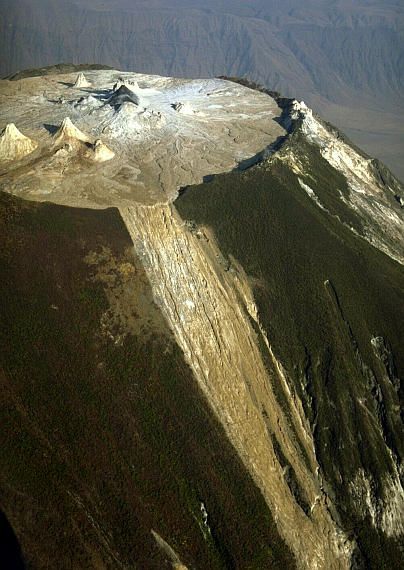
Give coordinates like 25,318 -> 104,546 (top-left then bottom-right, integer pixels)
280,99 -> 404,265
53,117 -> 91,146
122,204 -> 354,569
73,72 -> 92,88
0,123 -> 38,160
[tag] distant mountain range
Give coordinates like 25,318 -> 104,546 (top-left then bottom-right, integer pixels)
0,0 -> 403,177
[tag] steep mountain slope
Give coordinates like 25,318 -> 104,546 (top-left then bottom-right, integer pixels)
0,68 -> 403,569
0,193 -> 293,569
0,0 -> 403,178
176,124 -> 404,569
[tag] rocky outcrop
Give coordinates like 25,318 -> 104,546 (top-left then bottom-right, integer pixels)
0,123 -> 38,160
113,78 -> 139,92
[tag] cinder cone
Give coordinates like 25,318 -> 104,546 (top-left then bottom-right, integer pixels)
0,123 -> 38,160
53,117 -> 91,145
73,72 -> 92,88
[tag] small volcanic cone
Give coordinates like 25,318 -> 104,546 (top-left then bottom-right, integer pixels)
92,139 -> 115,162
73,72 -> 92,88
0,123 -> 38,160
108,85 -> 140,108
53,117 -> 91,146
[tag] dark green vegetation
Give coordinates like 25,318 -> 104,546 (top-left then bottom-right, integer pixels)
0,192 -> 294,569
176,138 -> 404,568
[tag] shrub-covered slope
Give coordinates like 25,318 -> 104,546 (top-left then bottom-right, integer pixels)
176,137 -> 404,568
0,192 -> 294,569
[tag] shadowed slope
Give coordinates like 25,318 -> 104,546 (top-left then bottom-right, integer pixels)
0,191 -> 294,569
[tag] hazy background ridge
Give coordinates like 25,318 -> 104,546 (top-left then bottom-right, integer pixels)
0,0 -> 403,178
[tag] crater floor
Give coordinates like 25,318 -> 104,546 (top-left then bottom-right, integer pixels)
0,69 -> 285,207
